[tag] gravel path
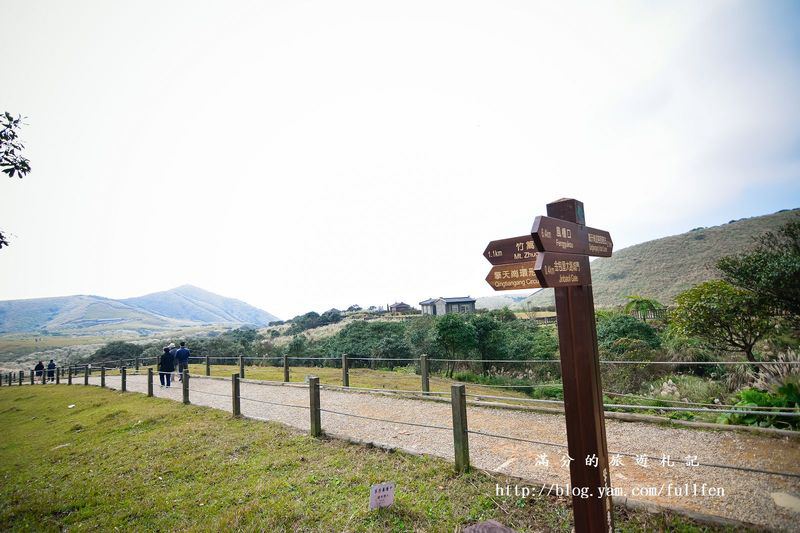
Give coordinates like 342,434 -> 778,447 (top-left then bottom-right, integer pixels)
86,373 -> 799,530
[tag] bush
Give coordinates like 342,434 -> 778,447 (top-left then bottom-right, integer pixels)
716,384 -> 800,430
92,341 -> 143,363
597,315 -> 661,353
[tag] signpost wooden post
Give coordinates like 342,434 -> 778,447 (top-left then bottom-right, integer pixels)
483,198 -> 614,531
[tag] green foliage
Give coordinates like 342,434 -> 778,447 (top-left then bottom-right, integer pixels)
435,314 -> 477,359
597,314 -> 661,354
322,321 -> 411,365
623,295 -> 662,322
716,383 -> 800,430
671,280 -> 776,362
286,309 -> 342,335
92,341 -> 144,363
717,217 -> 800,321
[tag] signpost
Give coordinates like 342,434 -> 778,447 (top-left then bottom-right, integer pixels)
484,261 -> 541,291
484,198 -> 614,532
531,216 -> 613,257
483,235 -> 538,265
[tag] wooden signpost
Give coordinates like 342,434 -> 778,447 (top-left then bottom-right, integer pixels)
484,198 -> 614,532
484,261 -> 541,291
483,235 -> 538,265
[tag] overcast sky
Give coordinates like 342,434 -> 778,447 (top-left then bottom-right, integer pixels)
1,0 -> 799,319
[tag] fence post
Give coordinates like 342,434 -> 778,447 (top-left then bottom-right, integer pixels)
309,376 -> 321,437
84,367 -> 89,385
421,354 -> 430,394
19,370 -> 23,386
121,367 -> 127,392
67,367 -> 72,385
451,384 -> 470,473
56,367 -> 60,385
101,366 -> 106,388
239,356 -> 245,379
232,374 -> 241,416
283,355 -> 289,382
341,353 -> 349,387
205,355 -> 210,376
182,370 -> 189,404
135,356 -> 139,372
147,368 -> 153,397
30,370 -> 34,386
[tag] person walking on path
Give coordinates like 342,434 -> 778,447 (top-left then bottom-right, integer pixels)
158,347 -> 175,388
34,361 -> 45,383
168,343 -> 178,381
176,342 -> 190,381
47,360 -> 56,382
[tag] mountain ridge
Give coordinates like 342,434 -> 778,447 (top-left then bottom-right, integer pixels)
0,285 -> 279,334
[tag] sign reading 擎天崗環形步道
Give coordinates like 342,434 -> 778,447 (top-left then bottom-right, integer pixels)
484,260 -> 541,291
482,235 -> 537,265
533,252 -> 591,288
531,216 -> 613,257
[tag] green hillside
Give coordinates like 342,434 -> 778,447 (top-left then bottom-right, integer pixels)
521,208 -> 799,308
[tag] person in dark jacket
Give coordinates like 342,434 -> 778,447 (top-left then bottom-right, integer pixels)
175,342 -> 190,381
158,347 -> 175,387
34,361 -> 45,383
47,360 -> 56,382
168,342 -> 178,381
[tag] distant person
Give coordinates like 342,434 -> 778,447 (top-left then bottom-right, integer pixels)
34,361 -> 44,383
47,360 -> 56,382
168,342 -> 178,380
158,346 -> 175,388
175,342 -> 190,381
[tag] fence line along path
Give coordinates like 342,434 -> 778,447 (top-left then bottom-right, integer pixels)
82,372 -> 799,530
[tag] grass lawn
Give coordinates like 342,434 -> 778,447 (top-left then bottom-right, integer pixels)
0,386 -> 728,531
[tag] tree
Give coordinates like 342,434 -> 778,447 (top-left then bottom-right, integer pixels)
469,314 -> 506,374
435,314 -> 477,377
92,341 -> 144,363
671,280 -> 776,362
623,295 -> 662,322
716,218 -> 800,321
1,112 -> 32,248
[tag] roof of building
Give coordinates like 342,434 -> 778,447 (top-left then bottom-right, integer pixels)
419,296 -> 476,305
390,302 -> 411,307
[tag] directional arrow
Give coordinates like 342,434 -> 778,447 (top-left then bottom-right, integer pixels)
483,235 -> 537,265
531,216 -> 613,257
533,252 -> 591,287
485,260 -> 542,291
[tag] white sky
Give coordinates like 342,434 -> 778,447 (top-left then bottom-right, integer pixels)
1,0 -> 799,319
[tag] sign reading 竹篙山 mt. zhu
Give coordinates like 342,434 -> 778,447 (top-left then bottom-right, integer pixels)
485,261 -> 541,291
482,235 -> 537,265
531,216 -> 613,257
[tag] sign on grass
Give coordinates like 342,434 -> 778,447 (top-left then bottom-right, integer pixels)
369,481 -> 396,510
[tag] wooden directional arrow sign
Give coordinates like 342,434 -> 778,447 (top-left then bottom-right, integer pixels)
531,216 -> 613,257
485,260 -> 542,291
533,252 -> 591,288
483,235 -> 537,265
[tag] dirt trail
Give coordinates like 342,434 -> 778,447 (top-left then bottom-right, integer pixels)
87,373 -> 800,530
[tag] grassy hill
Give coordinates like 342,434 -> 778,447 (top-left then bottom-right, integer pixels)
521,208 -> 799,308
0,285 -> 279,335
122,285 -> 279,326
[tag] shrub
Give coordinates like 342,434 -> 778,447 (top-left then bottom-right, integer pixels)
597,315 -> 661,354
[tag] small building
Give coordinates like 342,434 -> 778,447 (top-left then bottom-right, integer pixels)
419,297 -> 476,316
389,302 -> 413,314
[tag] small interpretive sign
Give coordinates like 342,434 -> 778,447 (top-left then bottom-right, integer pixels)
369,481 -> 396,510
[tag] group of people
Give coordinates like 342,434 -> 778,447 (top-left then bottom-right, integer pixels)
157,341 -> 190,387
33,360 -> 57,383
